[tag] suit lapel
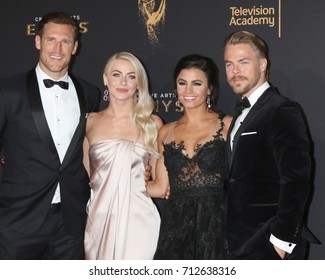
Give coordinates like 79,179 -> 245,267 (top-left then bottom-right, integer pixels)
229,87 -> 274,168
60,75 -> 87,170
27,70 -> 59,158
226,113 -> 238,168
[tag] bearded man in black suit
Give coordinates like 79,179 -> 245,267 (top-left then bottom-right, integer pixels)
0,12 -> 100,259
224,31 -> 315,259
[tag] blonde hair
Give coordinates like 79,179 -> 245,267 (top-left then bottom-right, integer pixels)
104,52 -> 160,158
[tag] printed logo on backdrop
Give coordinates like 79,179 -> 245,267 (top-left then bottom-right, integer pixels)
137,1 -> 181,120
151,91 -> 184,117
138,0 -> 167,47
228,0 -> 282,37
26,15 -> 89,35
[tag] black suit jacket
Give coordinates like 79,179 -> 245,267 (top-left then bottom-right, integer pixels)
0,69 -> 100,235
226,86 -> 311,259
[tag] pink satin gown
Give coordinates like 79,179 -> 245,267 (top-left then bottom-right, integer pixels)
84,139 -> 160,260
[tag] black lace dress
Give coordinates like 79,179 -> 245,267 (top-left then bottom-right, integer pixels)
154,114 -> 227,260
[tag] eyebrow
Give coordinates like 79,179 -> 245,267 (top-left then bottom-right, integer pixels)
111,69 -> 136,75
224,57 -> 250,63
178,78 -> 203,83
239,57 -> 250,62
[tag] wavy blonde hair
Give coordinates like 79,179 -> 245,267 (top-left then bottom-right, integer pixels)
103,52 -> 160,158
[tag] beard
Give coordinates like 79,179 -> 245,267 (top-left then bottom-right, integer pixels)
229,74 -> 260,96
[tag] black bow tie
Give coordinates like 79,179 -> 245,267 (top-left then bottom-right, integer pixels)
43,79 -> 69,90
235,96 -> 251,113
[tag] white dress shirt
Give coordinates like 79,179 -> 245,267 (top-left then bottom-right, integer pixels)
36,65 -> 80,203
230,81 -> 296,254
230,81 -> 269,150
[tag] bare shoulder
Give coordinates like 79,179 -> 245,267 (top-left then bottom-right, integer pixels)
152,114 -> 164,129
86,111 -> 102,129
223,114 -> 233,129
87,111 -> 100,120
158,121 -> 173,139
212,111 -> 232,127
221,113 -> 233,139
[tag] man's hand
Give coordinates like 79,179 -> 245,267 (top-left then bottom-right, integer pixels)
162,186 -> 170,200
274,245 -> 286,259
144,164 -> 170,199
144,164 -> 152,182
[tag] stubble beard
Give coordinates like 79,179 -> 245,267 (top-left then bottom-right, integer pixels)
231,75 -> 260,96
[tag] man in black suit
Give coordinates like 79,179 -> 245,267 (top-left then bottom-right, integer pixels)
223,31 -> 313,259
0,12 -> 100,259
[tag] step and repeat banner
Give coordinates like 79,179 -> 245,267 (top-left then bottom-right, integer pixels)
0,0 -> 324,259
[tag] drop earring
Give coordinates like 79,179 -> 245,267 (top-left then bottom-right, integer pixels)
134,89 -> 139,103
103,85 -> 109,101
207,94 -> 211,109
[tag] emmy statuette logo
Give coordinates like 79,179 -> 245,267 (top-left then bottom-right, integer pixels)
138,0 -> 167,46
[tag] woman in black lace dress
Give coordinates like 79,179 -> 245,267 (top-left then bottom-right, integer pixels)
147,54 -> 232,259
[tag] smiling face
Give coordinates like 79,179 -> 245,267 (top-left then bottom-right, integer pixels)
103,58 -> 138,102
176,67 -> 209,110
224,43 -> 267,97
35,22 -> 78,80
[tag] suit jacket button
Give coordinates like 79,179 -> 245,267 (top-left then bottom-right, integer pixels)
229,178 -> 236,183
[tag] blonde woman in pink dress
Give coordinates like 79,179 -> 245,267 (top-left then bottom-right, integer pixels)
83,52 -> 162,260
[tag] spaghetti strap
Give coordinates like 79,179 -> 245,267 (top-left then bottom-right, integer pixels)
164,122 -> 176,143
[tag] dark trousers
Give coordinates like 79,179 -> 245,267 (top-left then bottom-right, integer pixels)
0,205 -> 84,260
